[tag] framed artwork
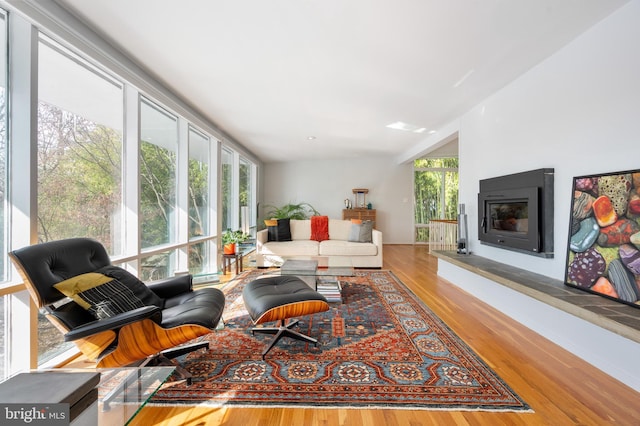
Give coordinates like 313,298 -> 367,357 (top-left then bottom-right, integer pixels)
565,169 -> 640,307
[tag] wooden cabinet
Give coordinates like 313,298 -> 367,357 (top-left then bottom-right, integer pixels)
342,209 -> 376,227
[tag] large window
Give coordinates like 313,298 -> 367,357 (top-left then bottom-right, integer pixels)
0,11 -> 6,282
188,127 -> 213,274
414,158 -> 459,243
221,150 -> 256,238
140,99 -> 178,249
189,128 -> 210,239
0,7 -> 258,376
36,36 -> 124,363
239,157 -> 253,235
221,147 -> 234,231
0,10 -> 7,378
37,36 -> 124,253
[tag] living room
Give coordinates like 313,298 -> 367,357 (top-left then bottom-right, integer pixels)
262,0 -> 640,395
1,0 -> 639,424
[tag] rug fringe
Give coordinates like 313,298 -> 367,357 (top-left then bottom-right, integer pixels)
147,402 -> 534,413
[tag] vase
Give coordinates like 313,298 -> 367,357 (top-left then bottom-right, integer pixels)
223,243 -> 236,255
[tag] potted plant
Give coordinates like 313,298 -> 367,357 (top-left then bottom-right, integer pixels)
264,202 -> 320,220
222,229 -> 250,254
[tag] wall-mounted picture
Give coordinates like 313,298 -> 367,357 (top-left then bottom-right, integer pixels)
565,169 -> 640,308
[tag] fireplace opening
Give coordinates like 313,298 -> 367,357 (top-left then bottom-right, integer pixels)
478,168 -> 554,258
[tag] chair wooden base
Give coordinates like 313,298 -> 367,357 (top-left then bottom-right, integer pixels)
94,319 -> 212,368
251,319 -> 319,359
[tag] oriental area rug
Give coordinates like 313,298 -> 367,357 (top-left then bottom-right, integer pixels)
151,270 -> 531,412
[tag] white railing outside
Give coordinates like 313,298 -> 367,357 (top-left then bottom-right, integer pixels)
428,220 -> 458,252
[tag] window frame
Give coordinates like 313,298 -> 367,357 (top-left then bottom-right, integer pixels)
0,7 -> 259,377
413,158 -> 459,245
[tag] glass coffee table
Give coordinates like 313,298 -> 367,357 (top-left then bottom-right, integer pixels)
57,366 -> 175,425
280,257 -> 354,302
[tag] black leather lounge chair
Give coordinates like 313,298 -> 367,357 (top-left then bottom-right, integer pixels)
9,238 -> 225,381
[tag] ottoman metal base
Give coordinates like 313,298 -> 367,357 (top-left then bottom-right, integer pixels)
251,318 -> 319,359
242,275 -> 330,359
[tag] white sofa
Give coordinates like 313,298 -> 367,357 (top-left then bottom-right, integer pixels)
256,219 -> 383,268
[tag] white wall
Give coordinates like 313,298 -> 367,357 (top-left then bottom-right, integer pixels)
262,1 -> 640,262
456,0 -> 640,280
263,156 -> 414,243
435,1 -> 640,392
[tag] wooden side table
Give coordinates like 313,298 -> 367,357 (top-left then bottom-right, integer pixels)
342,208 -> 376,227
222,253 -> 243,275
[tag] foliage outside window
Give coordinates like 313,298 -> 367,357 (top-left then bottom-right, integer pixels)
36,37 -> 124,363
188,127 -> 211,274
140,99 -> 178,249
239,157 -> 251,234
0,12 -> 6,283
140,250 -> 176,282
414,157 -> 459,243
1,13 -> 258,375
221,148 -> 234,232
0,11 -> 6,379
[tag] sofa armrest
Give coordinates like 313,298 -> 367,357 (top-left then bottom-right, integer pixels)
257,229 -> 268,252
372,229 -> 383,247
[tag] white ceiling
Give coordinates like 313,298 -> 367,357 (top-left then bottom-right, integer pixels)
53,0 -> 628,163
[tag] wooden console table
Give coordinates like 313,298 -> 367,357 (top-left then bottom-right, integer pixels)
342,208 -> 376,227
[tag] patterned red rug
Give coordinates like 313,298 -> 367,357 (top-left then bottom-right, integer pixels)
151,270 -> 531,411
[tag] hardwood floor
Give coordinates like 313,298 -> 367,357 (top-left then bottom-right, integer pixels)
131,245 -> 640,425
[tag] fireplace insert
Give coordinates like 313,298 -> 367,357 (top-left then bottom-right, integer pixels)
478,168 -> 554,257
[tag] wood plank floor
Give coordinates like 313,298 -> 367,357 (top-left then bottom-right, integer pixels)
131,245 -> 640,425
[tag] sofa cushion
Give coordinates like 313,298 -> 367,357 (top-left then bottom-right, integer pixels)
348,220 -> 373,243
328,219 -> 353,241
319,240 -> 378,256
290,219 -> 311,240
267,218 -> 292,242
261,240 -> 319,257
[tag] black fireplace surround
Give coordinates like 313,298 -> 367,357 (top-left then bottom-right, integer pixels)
478,168 -> 554,258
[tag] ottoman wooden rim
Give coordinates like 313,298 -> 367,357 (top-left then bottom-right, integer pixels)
242,275 -> 330,359
252,299 -> 330,324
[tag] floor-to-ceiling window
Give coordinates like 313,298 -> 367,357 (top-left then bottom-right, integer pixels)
140,99 -> 178,249
221,149 -> 257,238
0,9 -> 8,378
0,4 -> 259,378
221,147 -> 234,232
414,157 -> 459,244
188,126 -> 215,274
36,35 -> 126,363
139,99 -> 179,280
239,157 -> 252,236
37,36 -> 124,251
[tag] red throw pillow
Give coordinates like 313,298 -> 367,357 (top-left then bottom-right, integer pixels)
310,215 -> 329,241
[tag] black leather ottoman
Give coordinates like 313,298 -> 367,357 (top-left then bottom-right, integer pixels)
242,275 -> 330,359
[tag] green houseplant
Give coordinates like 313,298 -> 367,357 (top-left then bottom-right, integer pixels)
222,229 -> 250,254
264,202 -> 320,220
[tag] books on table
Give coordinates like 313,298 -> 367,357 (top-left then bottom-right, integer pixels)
317,276 -> 342,302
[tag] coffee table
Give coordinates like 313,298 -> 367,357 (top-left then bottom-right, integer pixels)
56,366 -> 174,425
280,257 -> 354,302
